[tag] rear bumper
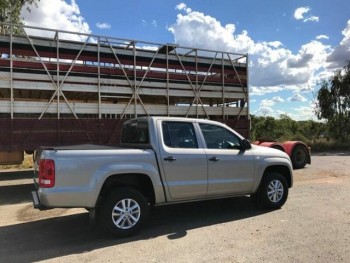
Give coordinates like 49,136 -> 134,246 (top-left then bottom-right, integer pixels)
32,174 -> 49,210
31,190 -> 50,210
31,190 -> 41,209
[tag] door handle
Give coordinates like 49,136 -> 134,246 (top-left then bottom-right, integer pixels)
209,157 -> 219,162
164,156 -> 176,161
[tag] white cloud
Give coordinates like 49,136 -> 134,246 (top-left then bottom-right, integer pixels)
168,8 -> 253,54
293,105 -> 317,120
294,7 -> 310,20
288,93 -> 307,102
21,0 -> 91,41
343,20 -> 350,39
175,3 -> 192,14
254,102 -> 315,119
258,107 -> 274,116
327,20 -> 350,69
287,41 -> 331,69
168,7 -> 317,88
304,16 -> 319,23
272,96 -> 284,103
259,96 -> 284,108
152,20 -> 158,28
96,22 -> 111,29
142,19 -> 158,28
254,107 -> 290,118
260,99 -> 275,107
287,53 -> 314,68
316,35 -> 329,40
170,4 -> 336,96
250,86 -> 283,96
294,7 -> 319,23
267,41 -> 283,49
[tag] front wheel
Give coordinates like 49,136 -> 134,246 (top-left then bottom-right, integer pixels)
258,172 -> 288,209
100,187 -> 149,237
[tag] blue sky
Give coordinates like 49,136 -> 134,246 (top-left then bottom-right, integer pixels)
21,0 -> 350,120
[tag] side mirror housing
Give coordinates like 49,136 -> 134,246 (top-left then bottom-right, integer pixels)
241,139 -> 252,150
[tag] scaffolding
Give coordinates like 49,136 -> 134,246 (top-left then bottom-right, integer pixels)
0,23 -> 249,152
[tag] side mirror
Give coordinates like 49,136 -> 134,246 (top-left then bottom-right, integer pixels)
241,139 -> 251,150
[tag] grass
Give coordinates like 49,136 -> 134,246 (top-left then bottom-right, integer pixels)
308,140 -> 350,152
0,154 -> 34,170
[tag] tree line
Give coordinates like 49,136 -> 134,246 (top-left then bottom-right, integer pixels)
316,63 -> 350,142
251,62 -> 350,148
250,114 -> 327,143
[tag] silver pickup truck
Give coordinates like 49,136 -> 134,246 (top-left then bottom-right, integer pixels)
32,117 -> 293,237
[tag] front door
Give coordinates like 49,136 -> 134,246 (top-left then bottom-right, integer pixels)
199,123 -> 255,196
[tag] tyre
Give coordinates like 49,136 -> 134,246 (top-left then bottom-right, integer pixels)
291,145 -> 308,169
100,187 -> 149,237
258,172 -> 288,209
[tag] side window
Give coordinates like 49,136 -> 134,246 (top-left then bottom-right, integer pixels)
162,122 -> 198,149
121,121 -> 149,144
199,123 -> 241,149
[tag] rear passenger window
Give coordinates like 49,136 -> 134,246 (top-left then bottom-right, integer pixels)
162,122 -> 198,149
121,121 -> 149,144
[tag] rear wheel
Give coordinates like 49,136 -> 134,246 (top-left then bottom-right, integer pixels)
291,145 -> 308,169
258,172 -> 288,209
100,187 -> 149,237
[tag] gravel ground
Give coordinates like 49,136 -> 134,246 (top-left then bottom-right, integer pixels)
0,153 -> 349,263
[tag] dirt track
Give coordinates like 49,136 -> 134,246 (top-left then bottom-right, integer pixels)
0,153 -> 349,263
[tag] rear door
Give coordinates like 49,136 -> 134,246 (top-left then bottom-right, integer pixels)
158,121 -> 208,200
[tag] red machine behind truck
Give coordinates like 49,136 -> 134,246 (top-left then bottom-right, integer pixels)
254,140 -> 310,169
0,23 -> 310,168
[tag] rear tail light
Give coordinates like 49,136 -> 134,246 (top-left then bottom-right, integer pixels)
39,159 -> 55,188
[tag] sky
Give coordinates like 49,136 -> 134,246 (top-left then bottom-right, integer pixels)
21,0 -> 350,121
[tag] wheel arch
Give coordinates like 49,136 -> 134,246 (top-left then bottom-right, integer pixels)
253,141 -> 286,152
262,165 -> 292,188
99,173 -> 156,206
270,144 -> 286,152
282,141 -> 311,169
282,141 -> 311,163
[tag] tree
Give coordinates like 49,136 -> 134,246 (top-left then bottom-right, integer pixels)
0,0 -> 39,33
276,114 -> 296,139
250,114 -> 327,143
250,116 -> 279,141
316,62 -> 350,141
298,120 -> 327,143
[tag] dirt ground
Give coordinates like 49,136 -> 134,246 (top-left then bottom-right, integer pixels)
0,153 -> 349,263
